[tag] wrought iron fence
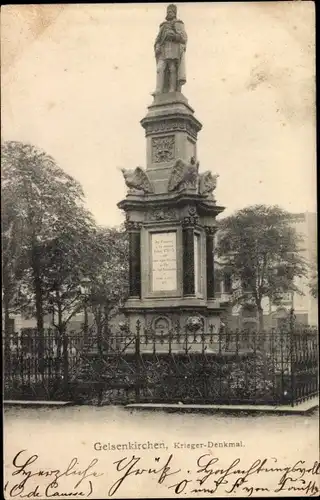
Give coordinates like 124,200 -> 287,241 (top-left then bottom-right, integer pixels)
3,324 -> 319,406
3,328 -> 92,401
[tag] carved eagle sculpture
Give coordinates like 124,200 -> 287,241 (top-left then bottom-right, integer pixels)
168,157 -> 199,192
121,167 -> 154,194
198,171 -> 219,196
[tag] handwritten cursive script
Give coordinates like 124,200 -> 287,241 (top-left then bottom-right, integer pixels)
108,454 -> 180,496
109,453 -> 320,497
5,450 -> 319,498
5,450 -> 104,498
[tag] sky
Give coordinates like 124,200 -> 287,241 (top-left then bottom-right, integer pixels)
1,2 -> 316,228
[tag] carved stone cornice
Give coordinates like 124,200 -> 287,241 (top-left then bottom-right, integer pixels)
147,208 -> 178,221
143,118 -> 199,140
118,192 -> 225,219
125,221 -> 143,231
182,215 -> 199,228
204,226 -> 218,236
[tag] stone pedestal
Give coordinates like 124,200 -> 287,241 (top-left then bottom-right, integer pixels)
118,91 -> 225,338
141,92 -> 202,194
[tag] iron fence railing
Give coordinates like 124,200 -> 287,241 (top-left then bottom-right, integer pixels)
3,324 -> 319,406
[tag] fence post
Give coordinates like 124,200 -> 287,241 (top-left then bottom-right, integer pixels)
289,309 -> 296,407
184,326 -> 188,354
62,329 -> 69,400
135,320 -> 141,403
98,324 -> 103,357
279,331 -> 285,404
270,328 -> 276,402
168,328 -> 172,355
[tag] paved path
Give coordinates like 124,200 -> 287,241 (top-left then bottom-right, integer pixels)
126,397 -> 319,415
4,397 -> 318,414
4,400 -> 72,406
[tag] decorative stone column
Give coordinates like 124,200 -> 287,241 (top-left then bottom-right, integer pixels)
182,215 -> 198,297
126,221 -> 142,298
205,226 -> 217,299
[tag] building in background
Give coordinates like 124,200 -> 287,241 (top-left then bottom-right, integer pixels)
214,212 -> 318,329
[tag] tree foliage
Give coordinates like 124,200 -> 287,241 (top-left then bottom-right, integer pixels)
2,187 -> 31,323
88,226 -> 129,337
216,205 -> 307,329
1,140 -> 94,335
42,221 -> 108,335
1,140 -> 128,339
309,257 -> 318,299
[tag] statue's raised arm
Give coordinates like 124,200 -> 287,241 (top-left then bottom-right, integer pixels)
153,4 -> 187,95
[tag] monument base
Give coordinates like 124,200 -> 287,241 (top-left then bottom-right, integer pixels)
122,298 -> 223,337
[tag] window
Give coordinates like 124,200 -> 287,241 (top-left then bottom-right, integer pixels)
242,306 -> 257,319
274,292 -> 292,303
242,280 -> 251,292
223,271 -> 232,294
281,292 -> 292,302
214,269 -> 222,295
21,328 -> 36,353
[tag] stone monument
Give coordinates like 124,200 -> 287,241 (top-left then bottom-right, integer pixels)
118,4 -> 225,338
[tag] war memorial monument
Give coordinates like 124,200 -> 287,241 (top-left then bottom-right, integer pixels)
118,4 -> 225,342
2,4 -> 317,411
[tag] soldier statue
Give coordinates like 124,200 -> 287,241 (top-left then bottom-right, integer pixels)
153,4 -> 187,95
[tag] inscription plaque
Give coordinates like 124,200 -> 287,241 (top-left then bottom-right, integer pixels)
151,232 -> 177,291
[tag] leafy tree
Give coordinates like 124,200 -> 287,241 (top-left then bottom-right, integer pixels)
1,189 -> 31,334
88,226 -> 129,340
216,205 -> 307,331
2,141 -> 129,358
309,257 -> 318,299
1,141 -> 93,343
42,217 -> 106,338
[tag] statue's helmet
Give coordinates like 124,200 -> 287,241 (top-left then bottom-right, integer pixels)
166,4 -> 177,19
